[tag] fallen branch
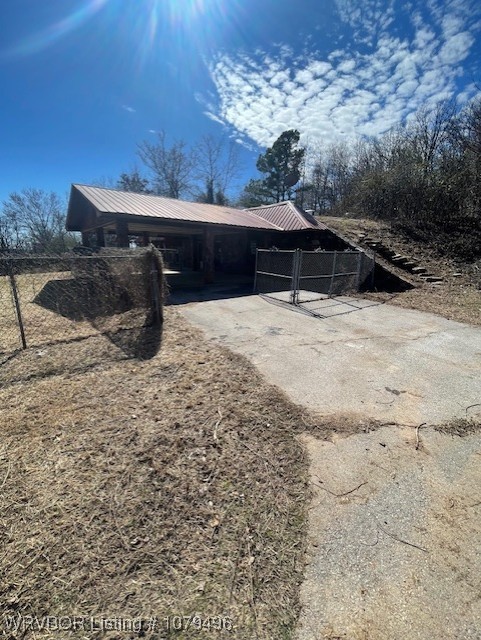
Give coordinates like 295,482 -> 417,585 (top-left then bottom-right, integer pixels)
415,422 -> 426,450
315,478 -> 367,497
377,523 -> 428,553
465,403 -> 481,417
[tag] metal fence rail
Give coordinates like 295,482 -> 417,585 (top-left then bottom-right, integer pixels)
0,249 -> 164,361
254,248 -> 375,307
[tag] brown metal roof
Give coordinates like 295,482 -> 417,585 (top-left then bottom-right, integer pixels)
68,184 -> 282,232
246,201 -> 326,231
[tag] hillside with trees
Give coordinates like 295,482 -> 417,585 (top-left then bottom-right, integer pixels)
296,98 -> 481,264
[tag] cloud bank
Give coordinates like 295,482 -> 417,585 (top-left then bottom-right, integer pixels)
205,0 -> 481,147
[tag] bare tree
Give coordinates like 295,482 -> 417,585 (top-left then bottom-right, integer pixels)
411,100 -> 458,177
117,169 -> 151,193
1,189 -> 73,252
137,131 -> 196,199
194,135 -> 241,204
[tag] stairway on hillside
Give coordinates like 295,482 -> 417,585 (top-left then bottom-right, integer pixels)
357,233 -> 445,284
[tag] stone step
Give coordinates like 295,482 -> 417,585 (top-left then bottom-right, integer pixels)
377,246 -> 395,256
411,266 -> 427,274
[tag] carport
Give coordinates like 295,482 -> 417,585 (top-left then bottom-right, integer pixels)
66,185 -> 349,286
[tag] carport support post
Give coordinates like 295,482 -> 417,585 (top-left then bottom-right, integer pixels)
116,220 -> 129,248
96,227 -> 105,248
203,228 -> 215,284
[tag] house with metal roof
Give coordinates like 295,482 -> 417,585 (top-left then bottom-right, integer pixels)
66,184 -> 348,284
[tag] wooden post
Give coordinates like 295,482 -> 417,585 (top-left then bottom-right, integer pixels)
203,229 -> 215,284
185,235 -> 194,269
116,220 -> 129,248
96,227 -> 105,248
142,231 -> 150,247
81,231 -> 91,247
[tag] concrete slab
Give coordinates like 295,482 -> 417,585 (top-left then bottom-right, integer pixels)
297,427 -> 481,640
179,294 -> 481,425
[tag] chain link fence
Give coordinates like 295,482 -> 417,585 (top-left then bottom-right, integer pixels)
254,248 -> 375,306
0,248 -> 164,365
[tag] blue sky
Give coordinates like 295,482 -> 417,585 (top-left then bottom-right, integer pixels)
1,0 -> 480,203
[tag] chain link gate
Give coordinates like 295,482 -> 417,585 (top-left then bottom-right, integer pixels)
254,248 -> 375,307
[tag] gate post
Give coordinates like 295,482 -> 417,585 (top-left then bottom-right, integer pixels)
290,249 -> 301,305
328,251 -> 338,297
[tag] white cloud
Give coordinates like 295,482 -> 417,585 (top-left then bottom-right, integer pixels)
122,105 -> 136,113
207,0 -> 481,148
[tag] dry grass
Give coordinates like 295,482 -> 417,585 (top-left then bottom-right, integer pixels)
0,272 -> 99,354
0,251 -> 162,358
0,308 -> 373,640
361,284 -> 481,326
321,216 -> 481,326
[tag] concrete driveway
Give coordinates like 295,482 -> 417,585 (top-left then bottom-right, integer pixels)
179,294 -> 481,639
179,294 -> 481,425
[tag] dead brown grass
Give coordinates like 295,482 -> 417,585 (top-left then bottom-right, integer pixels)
0,308 -> 373,640
361,282 -> 481,326
321,216 -> 481,326
0,272 -> 100,353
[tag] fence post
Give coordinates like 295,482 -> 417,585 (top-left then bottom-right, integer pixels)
290,249 -> 301,305
253,249 -> 259,294
8,260 -> 27,350
328,251 -> 338,297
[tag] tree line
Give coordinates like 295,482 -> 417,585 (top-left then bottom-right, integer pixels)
239,98 -> 481,262
296,98 -> 481,261
1,95 -> 480,259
